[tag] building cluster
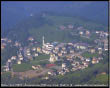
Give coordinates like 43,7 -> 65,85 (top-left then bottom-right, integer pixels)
95,30 -> 108,51
1,38 -> 12,50
40,35 -> 106,76
59,24 -> 74,30
1,27 -> 108,80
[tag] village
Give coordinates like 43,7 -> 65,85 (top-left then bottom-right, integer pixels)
1,26 -> 108,80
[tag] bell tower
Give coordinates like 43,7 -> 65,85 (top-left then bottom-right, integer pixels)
42,36 -> 45,46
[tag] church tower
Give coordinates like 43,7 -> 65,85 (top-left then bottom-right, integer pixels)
42,36 -> 45,46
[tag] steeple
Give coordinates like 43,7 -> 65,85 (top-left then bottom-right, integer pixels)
43,36 -> 45,46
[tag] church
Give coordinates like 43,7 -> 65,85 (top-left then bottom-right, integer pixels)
42,36 -> 54,54
42,36 -> 58,63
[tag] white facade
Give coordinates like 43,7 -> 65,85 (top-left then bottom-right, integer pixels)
42,36 -> 54,54
62,63 -> 66,68
17,60 -> 21,64
49,54 -> 58,63
11,56 -> 16,60
19,57 -> 23,60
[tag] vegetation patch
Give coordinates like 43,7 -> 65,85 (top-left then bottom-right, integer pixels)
82,52 -> 99,58
12,63 -> 32,72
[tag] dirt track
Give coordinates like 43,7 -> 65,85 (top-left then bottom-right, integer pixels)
12,66 -> 62,79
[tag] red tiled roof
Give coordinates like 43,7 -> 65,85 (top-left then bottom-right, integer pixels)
46,64 -> 56,68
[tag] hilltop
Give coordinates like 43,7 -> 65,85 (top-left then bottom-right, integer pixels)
3,13 -> 107,46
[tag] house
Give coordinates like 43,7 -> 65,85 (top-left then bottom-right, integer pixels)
98,47 -> 102,50
26,49 -> 30,53
1,38 -> 8,41
4,67 -> 9,72
62,47 -> 66,50
32,47 -> 36,51
1,44 -> 5,49
19,57 -> 23,61
103,39 -> 108,51
85,58 -> 91,62
7,39 -> 12,43
86,30 -> 90,35
71,62 -> 76,66
48,71 -> 52,75
75,61 -> 80,66
58,53 -> 62,57
58,71 -> 65,75
42,41 -> 54,54
53,49 -> 59,54
42,49 -> 50,54
77,26 -> 83,30
104,32 -> 108,36
98,57 -> 103,60
71,67 -> 77,71
20,47 -> 23,51
80,65 -> 86,70
62,63 -> 66,68
37,47 -> 41,53
67,43 -> 74,46
84,62 -> 89,67
32,65 -> 41,70
47,71 -> 54,75
61,50 -> 64,54
18,52 -> 23,58
68,24 -> 74,29
90,49 -> 95,53
28,37 -> 34,41
34,53 -> 38,57
79,31 -> 83,35
98,50 -> 102,54
66,55 -> 72,59
70,50 -> 74,54
49,54 -> 58,63
8,59 -> 11,63
101,72 -> 106,75
55,46 -> 59,50
96,31 -> 99,34
98,47 -> 102,54
76,43 -> 87,50
27,53 -> 31,56
14,41 -> 21,47
32,66 -> 36,70
92,57 -> 99,64
64,68 -> 69,72
11,56 -> 17,60
59,25 -> 66,30
42,76 -> 49,80
17,60 -> 21,64
80,46 -> 86,49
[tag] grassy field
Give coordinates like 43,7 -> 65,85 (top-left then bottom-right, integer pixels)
13,63 -> 32,72
46,15 -> 107,31
28,15 -> 83,44
82,52 -> 99,58
12,54 -> 50,72
29,24 -> 72,43
88,74 -> 108,85
30,54 -> 50,65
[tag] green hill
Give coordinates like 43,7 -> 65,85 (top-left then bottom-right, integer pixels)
6,13 -> 107,45
87,74 -> 108,85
